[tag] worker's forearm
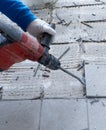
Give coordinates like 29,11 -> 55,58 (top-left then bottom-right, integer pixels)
0,0 -> 36,31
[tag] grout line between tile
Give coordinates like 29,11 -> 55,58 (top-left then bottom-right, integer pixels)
38,99 -> 43,130
86,99 -> 90,130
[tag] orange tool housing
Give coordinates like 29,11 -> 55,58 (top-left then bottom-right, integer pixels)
0,32 -> 44,71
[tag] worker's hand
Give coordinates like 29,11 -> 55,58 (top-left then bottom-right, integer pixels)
27,19 -> 56,37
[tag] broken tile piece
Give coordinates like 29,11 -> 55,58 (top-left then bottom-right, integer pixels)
85,64 -> 106,97
0,100 -> 41,130
88,99 -> 106,130
40,99 -> 88,130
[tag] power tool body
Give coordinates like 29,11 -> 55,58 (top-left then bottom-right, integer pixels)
0,20 -> 60,71
0,19 -> 85,85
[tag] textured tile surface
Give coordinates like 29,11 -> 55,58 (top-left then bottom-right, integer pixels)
40,99 -> 88,130
39,44 -> 84,98
82,43 -> 106,63
1,0 -> 106,129
1,61 -> 43,100
88,99 -> 106,130
52,5 -> 106,42
43,68 -> 84,98
0,100 -> 41,130
1,44 -> 84,99
85,64 -> 106,97
55,0 -> 105,7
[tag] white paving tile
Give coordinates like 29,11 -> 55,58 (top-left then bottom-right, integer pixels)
85,64 -> 106,97
42,68 -> 84,98
52,24 -> 81,43
53,5 -> 106,23
52,6 -> 106,43
40,99 -> 88,130
52,7 -> 81,43
0,100 -> 41,130
1,44 -> 83,100
50,44 -> 81,69
82,43 -> 106,63
32,9 -> 51,23
55,0 -> 104,7
1,61 -> 43,100
88,99 -> 106,130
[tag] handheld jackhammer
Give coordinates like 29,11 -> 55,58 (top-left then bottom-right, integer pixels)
0,19 -> 85,85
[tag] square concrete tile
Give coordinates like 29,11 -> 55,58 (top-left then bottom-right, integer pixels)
85,64 -> 106,97
0,100 -> 41,130
33,9 -> 51,23
1,62 -> 43,100
43,44 -> 84,98
55,0 -> 103,7
82,43 -> 106,64
40,99 -> 88,130
52,8 -> 81,43
88,99 -> 106,130
42,68 -> 84,98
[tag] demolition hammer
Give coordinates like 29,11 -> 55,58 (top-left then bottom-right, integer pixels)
0,19 -> 85,85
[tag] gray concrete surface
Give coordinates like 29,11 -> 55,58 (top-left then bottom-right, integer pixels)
0,100 -> 41,130
85,64 -> 106,97
1,0 -> 106,129
88,99 -> 106,130
40,99 -> 88,130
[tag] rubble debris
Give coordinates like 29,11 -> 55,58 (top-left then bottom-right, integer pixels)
42,74 -> 50,78
56,12 -> 72,26
90,99 -> 99,105
15,76 -> 19,81
81,21 -> 93,28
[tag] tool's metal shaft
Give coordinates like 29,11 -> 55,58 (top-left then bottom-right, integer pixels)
59,66 -> 85,85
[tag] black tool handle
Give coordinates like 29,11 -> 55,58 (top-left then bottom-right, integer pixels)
41,23 -> 55,51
